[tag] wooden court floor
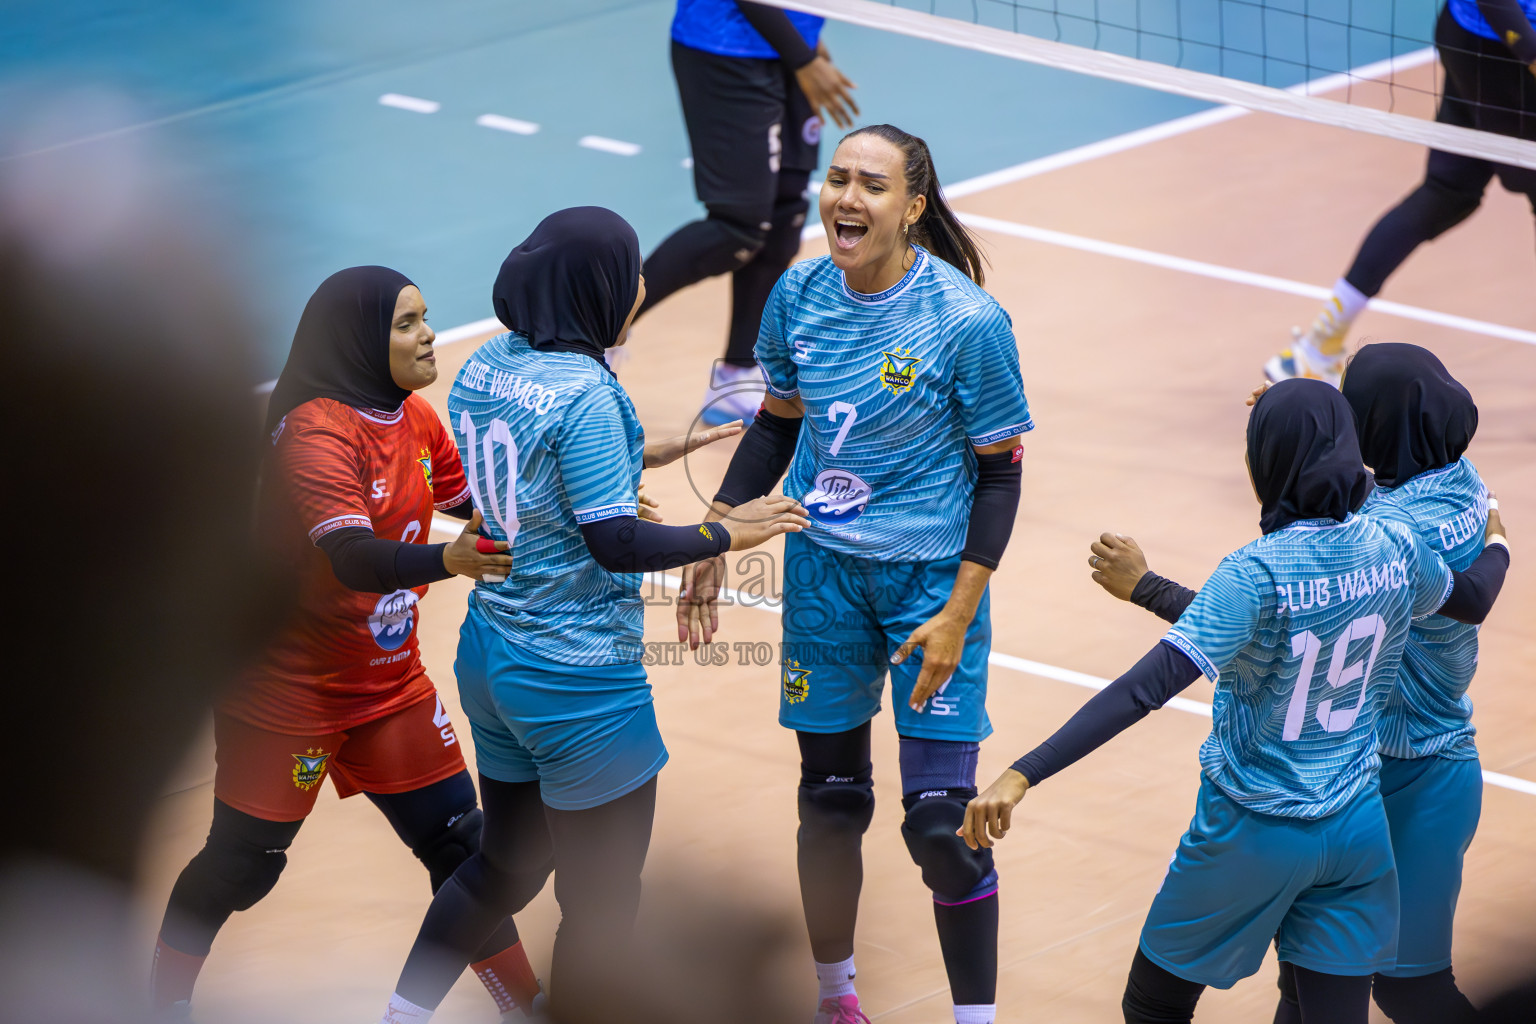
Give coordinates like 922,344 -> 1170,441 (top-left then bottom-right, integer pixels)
139,74 -> 1536,1022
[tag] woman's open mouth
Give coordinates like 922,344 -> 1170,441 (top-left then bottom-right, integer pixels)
834,219 -> 868,250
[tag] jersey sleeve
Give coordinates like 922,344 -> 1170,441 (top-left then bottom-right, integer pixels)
1386,519 -> 1456,618
953,301 -> 1034,446
426,410 -> 472,511
1162,554 -> 1265,681
555,386 -> 640,523
273,412 -> 373,543
755,275 -> 799,400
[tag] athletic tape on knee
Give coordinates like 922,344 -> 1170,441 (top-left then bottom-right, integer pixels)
898,737 -> 996,904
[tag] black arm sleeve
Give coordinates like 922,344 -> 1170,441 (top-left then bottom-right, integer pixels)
580,516 -> 731,573
1010,642 -> 1203,786
959,450 -> 1022,569
715,409 -> 802,507
735,2 -> 818,68
438,497 -> 475,520
316,527 -> 452,593
1130,572 -> 1199,624
1437,542 -> 1510,625
1478,0 -> 1536,63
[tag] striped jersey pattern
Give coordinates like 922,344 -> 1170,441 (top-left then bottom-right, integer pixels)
448,332 -> 645,667
757,247 -> 1034,562
1163,515 -> 1453,819
1363,458 -> 1487,761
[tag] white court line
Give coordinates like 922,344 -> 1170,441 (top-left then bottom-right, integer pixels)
476,113 -> 539,135
579,135 -> 642,156
960,212 -> 1536,347
426,513 -> 1536,797
377,93 -> 440,114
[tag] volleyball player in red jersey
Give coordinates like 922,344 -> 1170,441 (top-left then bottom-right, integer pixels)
151,267 -> 541,1021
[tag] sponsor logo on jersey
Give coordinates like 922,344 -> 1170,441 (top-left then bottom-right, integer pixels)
782,659 -> 811,704
368,588 -> 419,652
877,349 -> 922,396
418,447 -> 433,489
269,416 -> 287,446
291,748 -> 330,791
802,115 -> 822,146
803,468 -> 871,526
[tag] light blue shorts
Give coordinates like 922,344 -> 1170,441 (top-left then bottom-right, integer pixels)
1378,753 -> 1482,978
1140,776 -> 1399,988
456,604 -> 668,811
778,531 -> 992,742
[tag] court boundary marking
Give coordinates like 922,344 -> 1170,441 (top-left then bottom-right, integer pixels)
426,514 -> 1535,798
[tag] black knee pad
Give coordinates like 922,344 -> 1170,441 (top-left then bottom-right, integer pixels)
757,174 -> 811,269
797,766 -> 875,842
899,789 -> 996,904
1373,969 -> 1478,1024
697,204 -> 770,272
1122,947 -> 1203,1023
198,825 -> 291,913
413,806 -> 483,892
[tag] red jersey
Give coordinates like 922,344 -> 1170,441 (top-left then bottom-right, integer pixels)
222,394 -> 471,733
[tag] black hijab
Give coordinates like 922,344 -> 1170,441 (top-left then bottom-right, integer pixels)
1340,342 -> 1477,489
1247,378 -> 1374,534
265,266 -> 416,431
492,206 -> 640,364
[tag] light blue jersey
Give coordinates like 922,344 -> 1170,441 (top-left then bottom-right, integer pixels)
1363,458 -> 1488,761
449,332 -> 645,667
1163,515 -> 1453,819
757,247 -> 1034,562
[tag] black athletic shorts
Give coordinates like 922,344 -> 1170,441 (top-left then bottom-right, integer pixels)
671,39 -> 821,222
1435,4 -> 1536,192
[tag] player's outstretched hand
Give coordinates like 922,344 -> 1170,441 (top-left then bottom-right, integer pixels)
958,769 -> 1029,850
443,509 -> 513,583
893,610 -> 966,711
677,555 -> 725,649
1244,381 -> 1272,407
638,483 -> 662,523
1089,532 -> 1150,601
723,495 -> 810,550
1486,490 -> 1506,545
643,420 -> 745,468
795,43 -> 859,131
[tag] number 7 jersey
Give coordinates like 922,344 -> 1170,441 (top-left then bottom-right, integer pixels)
1162,514 -> 1453,819
757,248 -> 1034,562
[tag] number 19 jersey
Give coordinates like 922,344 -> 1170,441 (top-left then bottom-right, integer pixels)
449,333 -> 645,668
757,248 -> 1034,562
1163,515 -> 1453,819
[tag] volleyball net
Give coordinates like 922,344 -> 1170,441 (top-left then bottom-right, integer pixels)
759,0 -> 1536,169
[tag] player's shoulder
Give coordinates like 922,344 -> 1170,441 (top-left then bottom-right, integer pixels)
274,397 -> 361,445
917,253 -> 1009,327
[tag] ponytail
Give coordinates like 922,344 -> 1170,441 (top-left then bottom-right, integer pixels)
841,124 -> 987,285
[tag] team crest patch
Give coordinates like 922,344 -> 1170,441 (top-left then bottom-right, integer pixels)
292,748 -> 330,791
418,447 -> 433,488
782,659 -> 811,704
877,349 -> 922,396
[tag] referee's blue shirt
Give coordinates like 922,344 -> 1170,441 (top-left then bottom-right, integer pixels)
671,0 -> 824,58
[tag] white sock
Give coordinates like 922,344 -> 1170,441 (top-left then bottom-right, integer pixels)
1309,277 -> 1370,356
815,955 -> 858,1000
381,992 -> 434,1024
954,1004 -> 996,1024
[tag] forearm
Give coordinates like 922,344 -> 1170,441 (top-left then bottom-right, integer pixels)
1010,643 -> 1203,786
580,515 -> 731,573
317,527 -> 451,592
944,560 -> 992,624
1437,541 -> 1510,625
734,1 -> 817,68
1130,572 -> 1199,624
1477,0 -> 1536,63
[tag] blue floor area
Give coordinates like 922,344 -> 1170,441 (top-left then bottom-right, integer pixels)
5,0 -> 1437,373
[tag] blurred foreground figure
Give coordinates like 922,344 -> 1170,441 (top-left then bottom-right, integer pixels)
0,119 -> 278,1023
